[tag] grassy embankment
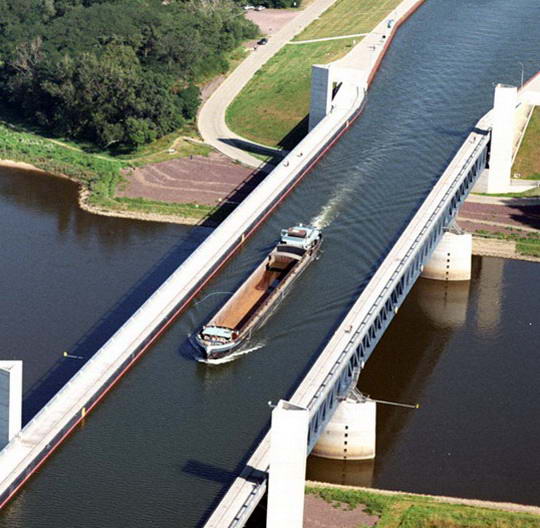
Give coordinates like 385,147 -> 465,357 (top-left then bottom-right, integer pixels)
474,229 -> 540,258
307,485 -> 540,527
473,107 -> 540,198
226,0 -> 402,149
0,123 -> 216,221
513,107 -> 540,180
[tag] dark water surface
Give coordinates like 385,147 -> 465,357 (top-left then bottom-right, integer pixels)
1,0 -> 540,526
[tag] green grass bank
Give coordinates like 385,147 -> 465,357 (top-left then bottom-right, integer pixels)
0,124 -> 217,223
307,484 -> 540,528
513,107 -> 540,180
474,229 -> 540,258
226,0 -> 402,148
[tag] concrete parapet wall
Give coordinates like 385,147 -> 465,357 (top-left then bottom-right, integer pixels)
421,232 -> 472,281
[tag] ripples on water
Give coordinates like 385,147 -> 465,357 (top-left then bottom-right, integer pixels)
1,0 -> 540,526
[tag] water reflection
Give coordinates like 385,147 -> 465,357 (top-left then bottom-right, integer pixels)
416,278 -> 470,329
307,457 -> 375,488
474,257 -> 505,334
0,166 -> 171,248
308,274 -> 471,487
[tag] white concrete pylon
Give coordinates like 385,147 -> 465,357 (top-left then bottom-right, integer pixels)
312,397 -> 376,460
309,65 -> 333,131
267,400 -> 309,528
422,231 -> 472,281
0,361 -> 22,450
488,84 -> 518,193
309,65 -> 367,130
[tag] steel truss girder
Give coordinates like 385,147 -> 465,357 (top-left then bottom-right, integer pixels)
306,133 -> 490,452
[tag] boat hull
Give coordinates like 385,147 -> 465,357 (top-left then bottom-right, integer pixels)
196,236 -> 321,362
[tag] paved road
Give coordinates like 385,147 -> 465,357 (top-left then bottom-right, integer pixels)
197,0 -> 339,168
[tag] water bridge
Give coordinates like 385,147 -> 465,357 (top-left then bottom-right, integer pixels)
202,107 -> 492,528
1,0 -> 538,520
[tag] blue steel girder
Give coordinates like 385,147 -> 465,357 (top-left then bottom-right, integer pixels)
305,131 -> 490,452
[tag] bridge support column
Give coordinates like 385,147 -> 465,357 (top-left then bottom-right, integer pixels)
309,65 -> 367,130
422,231 -> 472,281
474,84 -> 518,194
309,65 -> 333,131
267,400 -> 309,528
312,397 -> 376,460
0,361 -> 22,450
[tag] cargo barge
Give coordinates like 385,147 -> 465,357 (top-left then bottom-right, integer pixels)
0,33 -> 365,513
196,225 -> 322,361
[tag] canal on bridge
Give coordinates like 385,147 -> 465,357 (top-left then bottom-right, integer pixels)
1,0 -> 539,526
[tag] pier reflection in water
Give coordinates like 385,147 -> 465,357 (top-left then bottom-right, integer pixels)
2,0 -> 540,524
307,256 -> 540,506
307,273 -> 471,489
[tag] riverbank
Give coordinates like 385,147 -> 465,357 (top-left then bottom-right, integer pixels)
459,187 -> 540,262
305,482 -> 540,527
0,158 -> 218,226
0,118 -> 230,226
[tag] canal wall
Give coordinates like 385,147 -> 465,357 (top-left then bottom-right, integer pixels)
0,0 -> 427,511
0,66 -> 366,514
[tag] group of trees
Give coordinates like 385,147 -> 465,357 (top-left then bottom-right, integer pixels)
0,0 -> 258,150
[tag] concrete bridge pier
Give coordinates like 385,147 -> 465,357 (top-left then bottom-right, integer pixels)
309,65 -> 367,130
267,400 -> 309,528
421,228 -> 472,281
0,361 -> 22,450
312,390 -> 376,461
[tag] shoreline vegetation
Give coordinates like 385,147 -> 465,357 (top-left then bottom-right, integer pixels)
306,482 -> 540,527
0,0 -> 264,225
0,124 -> 219,225
472,234 -> 540,262
1,0 -> 538,263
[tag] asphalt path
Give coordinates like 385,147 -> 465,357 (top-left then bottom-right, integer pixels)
197,0 -> 339,168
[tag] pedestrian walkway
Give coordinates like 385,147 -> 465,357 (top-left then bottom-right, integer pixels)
198,0 -> 341,168
289,32 -> 369,44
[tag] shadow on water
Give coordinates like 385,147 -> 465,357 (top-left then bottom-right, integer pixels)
357,278 -> 470,456
306,274 -> 473,490
22,227 -> 213,424
185,426 -> 270,528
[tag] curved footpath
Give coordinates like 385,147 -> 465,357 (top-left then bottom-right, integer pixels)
198,0 -> 340,168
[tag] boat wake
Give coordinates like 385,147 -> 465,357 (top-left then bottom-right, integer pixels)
191,338 -> 265,365
310,181 -> 354,229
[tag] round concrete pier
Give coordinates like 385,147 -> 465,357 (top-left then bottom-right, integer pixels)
312,398 -> 376,460
421,232 -> 472,281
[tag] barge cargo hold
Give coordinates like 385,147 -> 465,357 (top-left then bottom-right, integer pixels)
196,225 -> 322,361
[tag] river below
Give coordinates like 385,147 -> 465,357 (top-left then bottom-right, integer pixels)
1,0 -> 540,526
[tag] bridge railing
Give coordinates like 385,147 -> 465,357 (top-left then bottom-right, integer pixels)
293,126 -> 491,451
